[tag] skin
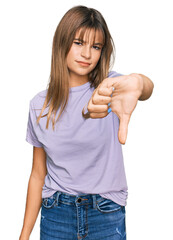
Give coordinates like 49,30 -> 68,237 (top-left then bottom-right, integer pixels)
67,28 -> 154,145
87,73 -> 154,144
66,28 -> 104,87
19,147 -> 47,240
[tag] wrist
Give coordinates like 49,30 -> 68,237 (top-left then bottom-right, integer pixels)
129,73 -> 144,99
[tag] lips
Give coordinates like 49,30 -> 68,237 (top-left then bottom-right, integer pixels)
76,61 -> 91,66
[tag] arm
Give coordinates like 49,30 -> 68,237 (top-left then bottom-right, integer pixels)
136,73 -> 154,101
19,147 -> 47,240
130,73 -> 154,101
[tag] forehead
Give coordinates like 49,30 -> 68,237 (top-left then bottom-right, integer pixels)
75,28 -> 104,44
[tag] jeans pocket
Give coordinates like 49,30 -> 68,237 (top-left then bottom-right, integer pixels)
42,196 -> 56,209
96,197 -> 124,213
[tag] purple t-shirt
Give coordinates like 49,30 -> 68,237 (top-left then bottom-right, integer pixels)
26,71 -> 128,206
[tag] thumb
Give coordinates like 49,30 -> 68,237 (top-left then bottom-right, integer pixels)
118,114 -> 130,145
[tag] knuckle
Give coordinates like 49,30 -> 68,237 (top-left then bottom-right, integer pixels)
87,105 -> 92,112
92,97 -> 97,104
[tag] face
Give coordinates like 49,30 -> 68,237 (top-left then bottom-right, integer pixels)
66,28 -> 104,81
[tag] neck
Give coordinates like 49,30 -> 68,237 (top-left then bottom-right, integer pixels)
69,72 -> 89,87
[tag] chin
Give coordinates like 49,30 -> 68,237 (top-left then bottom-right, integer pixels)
74,69 -> 91,76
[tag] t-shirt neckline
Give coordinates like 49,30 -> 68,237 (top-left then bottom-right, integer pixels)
69,81 -> 91,92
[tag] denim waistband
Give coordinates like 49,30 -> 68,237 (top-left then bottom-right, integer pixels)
47,191 -> 104,209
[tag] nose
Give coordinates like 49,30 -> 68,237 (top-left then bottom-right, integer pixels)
81,45 -> 91,59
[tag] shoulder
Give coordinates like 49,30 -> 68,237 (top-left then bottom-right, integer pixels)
29,89 -> 48,108
108,70 -> 124,78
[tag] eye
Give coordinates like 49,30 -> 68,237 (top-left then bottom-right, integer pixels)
92,45 -> 101,50
73,41 -> 83,46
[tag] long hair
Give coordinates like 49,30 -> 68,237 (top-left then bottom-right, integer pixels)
36,5 -> 115,130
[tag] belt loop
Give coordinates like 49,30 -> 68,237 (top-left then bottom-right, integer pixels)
92,194 -> 97,209
55,191 -> 61,206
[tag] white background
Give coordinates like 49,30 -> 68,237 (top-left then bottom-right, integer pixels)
1,0 -> 173,239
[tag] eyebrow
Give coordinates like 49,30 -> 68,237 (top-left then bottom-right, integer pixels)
74,38 -> 103,46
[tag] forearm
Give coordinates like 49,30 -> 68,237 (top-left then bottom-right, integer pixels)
19,174 -> 44,239
137,73 -> 154,101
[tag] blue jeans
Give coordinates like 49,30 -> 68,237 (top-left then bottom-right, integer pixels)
40,191 -> 126,240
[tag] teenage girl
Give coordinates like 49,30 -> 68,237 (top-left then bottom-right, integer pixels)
19,5 -> 154,240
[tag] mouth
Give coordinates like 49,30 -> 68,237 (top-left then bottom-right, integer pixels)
76,61 -> 91,67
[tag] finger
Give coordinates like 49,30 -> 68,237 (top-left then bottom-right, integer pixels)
88,103 -> 109,113
101,76 -> 122,89
91,87 -> 112,104
118,114 -> 130,144
98,85 -> 114,97
82,104 -> 111,118
92,94 -> 112,105
88,91 -> 112,111
98,78 -> 117,95
89,110 -> 109,119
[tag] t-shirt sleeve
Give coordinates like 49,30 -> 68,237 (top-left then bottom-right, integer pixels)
108,70 -> 124,78
25,100 -> 43,148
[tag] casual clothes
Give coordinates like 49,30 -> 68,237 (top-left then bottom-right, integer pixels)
26,71 -> 128,206
40,191 -> 126,240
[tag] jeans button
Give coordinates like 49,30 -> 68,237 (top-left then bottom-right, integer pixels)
77,198 -> 82,203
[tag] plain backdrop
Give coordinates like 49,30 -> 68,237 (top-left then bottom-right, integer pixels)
1,0 -> 173,239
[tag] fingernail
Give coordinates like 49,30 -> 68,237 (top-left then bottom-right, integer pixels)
111,87 -> 114,98
108,102 -> 111,107
108,107 -> 112,113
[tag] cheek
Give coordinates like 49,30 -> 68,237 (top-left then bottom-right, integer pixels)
93,52 -> 101,65
68,46 -> 80,59
66,49 -> 75,67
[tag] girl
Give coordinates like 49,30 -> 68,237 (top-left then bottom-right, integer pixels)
19,5 -> 154,240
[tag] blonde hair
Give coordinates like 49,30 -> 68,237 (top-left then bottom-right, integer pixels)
36,5 -> 115,130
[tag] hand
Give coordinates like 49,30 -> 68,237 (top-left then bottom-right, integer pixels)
83,73 -> 143,144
